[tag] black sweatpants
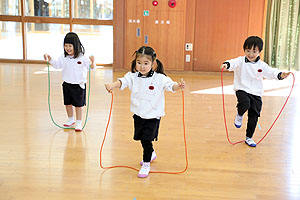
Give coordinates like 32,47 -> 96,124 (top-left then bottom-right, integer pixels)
236,90 -> 262,138
133,114 -> 160,162
141,140 -> 154,162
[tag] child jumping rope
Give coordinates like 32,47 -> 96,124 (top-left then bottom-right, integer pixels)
221,36 -> 290,147
44,32 -> 95,131
104,46 -> 185,178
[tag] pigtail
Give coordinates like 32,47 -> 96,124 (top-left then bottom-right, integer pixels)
155,59 -> 166,76
131,59 -> 137,73
130,51 -> 138,72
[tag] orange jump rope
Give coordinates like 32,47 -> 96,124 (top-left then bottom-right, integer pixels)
100,90 -> 188,174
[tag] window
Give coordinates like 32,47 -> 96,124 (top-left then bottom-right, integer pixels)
25,0 -> 69,17
0,21 -> 22,59
0,0 -> 21,15
26,23 -> 70,60
73,24 -> 113,64
0,0 -> 113,64
73,0 -> 113,19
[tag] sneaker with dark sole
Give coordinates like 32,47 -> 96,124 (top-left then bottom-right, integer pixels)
245,137 -> 256,147
234,113 -> 243,128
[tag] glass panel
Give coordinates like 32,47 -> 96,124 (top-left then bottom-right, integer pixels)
0,21 -> 22,59
73,24 -> 113,64
0,0 -> 21,15
25,0 -> 69,17
73,0 -> 113,19
26,23 -> 70,60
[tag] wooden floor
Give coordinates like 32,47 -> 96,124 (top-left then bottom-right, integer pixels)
0,63 -> 299,200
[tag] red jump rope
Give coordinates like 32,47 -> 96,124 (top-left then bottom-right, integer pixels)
221,67 -> 295,145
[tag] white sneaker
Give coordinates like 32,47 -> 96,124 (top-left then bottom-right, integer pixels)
138,162 -> 150,178
75,121 -> 82,132
245,137 -> 256,147
234,113 -> 243,128
140,151 -> 157,166
63,117 -> 75,127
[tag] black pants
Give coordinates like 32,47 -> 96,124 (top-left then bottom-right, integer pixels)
236,90 -> 262,138
141,140 -> 154,162
133,114 -> 160,162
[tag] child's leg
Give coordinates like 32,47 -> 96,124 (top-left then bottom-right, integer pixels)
75,106 -> 82,121
236,90 -> 250,116
138,139 -> 152,178
245,108 -> 259,147
141,139 -> 153,162
246,109 -> 259,138
63,105 -> 75,127
74,107 -> 83,131
65,105 -> 73,117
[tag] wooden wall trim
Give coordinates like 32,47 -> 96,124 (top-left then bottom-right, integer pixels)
72,18 -> 113,25
24,16 -> 70,24
0,15 -> 113,25
184,0 -> 196,71
69,0 -> 73,31
113,0 -> 125,71
0,15 -> 21,21
20,0 -> 26,61
0,59 -> 113,66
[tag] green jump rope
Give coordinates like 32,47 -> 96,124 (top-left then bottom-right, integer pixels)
47,62 -> 91,130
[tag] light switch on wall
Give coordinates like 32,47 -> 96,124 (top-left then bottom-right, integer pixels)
186,55 -> 191,62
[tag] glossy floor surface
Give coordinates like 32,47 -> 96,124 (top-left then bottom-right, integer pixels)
0,63 -> 299,200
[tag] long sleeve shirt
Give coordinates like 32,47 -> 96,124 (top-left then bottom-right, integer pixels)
118,71 -> 176,119
225,56 -> 281,97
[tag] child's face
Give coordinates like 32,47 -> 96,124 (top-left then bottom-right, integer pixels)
244,46 -> 261,62
136,55 -> 153,76
64,43 -> 74,56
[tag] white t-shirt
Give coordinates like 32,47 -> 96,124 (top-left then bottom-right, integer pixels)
225,56 -> 280,97
118,71 -> 176,119
50,54 -> 90,88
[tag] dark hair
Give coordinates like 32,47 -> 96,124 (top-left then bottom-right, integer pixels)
63,32 -> 85,58
131,46 -> 166,75
243,36 -> 263,52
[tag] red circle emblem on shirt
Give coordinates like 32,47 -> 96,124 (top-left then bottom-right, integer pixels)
149,86 -> 154,90
77,61 -> 82,64
258,69 -> 262,72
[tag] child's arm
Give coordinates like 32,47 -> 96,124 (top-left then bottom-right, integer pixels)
220,57 -> 242,71
89,56 -> 95,69
172,78 -> 185,91
44,54 -> 63,69
105,80 -> 122,93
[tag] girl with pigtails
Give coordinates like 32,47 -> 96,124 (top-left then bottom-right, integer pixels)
105,46 -> 185,178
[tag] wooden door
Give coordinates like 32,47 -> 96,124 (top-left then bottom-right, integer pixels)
193,0 -> 249,71
125,0 -> 185,71
124,0 -> 144,70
